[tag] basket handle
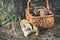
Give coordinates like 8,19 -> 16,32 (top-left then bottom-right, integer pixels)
27,0 -> 31,12
27,0 -> 50,10
46,0 -> 50,9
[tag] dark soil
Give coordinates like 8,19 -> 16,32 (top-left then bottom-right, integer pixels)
0,14 -> 60,40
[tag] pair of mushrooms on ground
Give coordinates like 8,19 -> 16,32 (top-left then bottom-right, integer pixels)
20,19 -> 39,37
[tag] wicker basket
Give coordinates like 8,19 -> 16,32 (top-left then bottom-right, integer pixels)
25,0 -> 54,28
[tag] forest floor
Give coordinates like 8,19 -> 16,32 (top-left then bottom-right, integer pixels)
0,14 -> 60,40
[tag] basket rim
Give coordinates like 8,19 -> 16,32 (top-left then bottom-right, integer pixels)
26,6 -> 54,19
29,6 -> 44,9
31,14 -> 54,18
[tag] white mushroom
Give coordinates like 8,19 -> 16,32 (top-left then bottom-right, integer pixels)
20,19 -> 36,37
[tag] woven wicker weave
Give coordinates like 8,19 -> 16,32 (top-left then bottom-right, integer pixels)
25,0 -> 54,28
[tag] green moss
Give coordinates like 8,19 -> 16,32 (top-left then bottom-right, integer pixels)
0,32 -> 7,37
14,28 -> 20,32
